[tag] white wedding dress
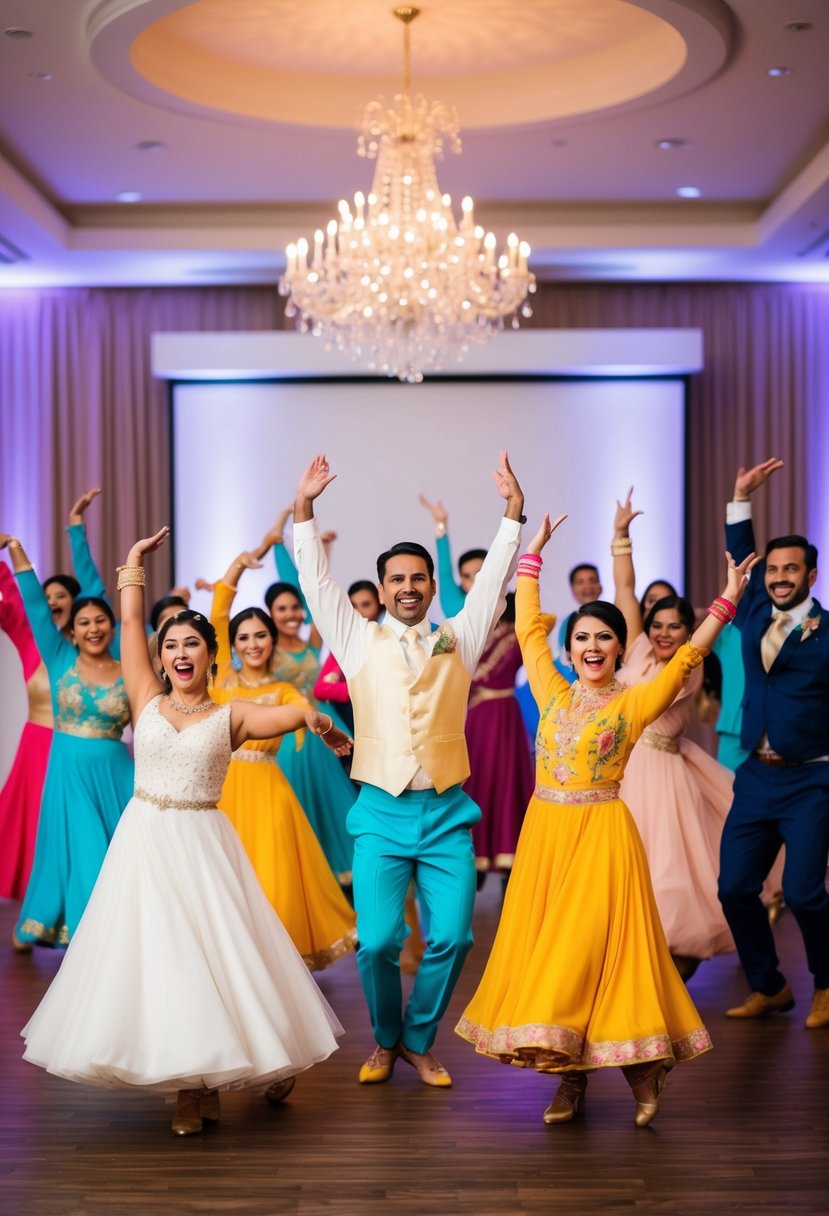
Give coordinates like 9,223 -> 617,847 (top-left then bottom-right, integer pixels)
22,697 -> 344,1091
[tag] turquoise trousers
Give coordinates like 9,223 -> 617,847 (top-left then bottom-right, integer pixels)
347,782 -> 480,1054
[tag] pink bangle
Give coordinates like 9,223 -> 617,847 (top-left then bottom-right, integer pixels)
707,598 -> 735,624
517,552 -> 542,567
517,552 -> 543,580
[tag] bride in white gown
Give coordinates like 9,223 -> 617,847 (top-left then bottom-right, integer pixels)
21,526 -> 350,1136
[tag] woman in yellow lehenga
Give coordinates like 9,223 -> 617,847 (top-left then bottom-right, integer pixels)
209,548 -> 356,971
456,514 -> 757,1127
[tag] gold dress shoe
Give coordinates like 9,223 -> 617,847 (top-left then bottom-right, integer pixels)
171,1090 -> 203,1136
200,1089 -> 220,1124
624,1061 -> 671,1128
358,1044 -> 398,1084
397,1044 -> 452,1088
805,988 -> 829,1029
766,890 -> 785,926
543,1072 -> 587,1124
726,984 -> 795,1018
265,1075 -> 296,1104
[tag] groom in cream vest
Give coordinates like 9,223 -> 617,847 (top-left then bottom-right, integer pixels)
294,453 -> 523,1087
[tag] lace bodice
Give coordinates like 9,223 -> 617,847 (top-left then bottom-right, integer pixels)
133,697 -> 232,806
270,645 -> 321,704
54,665 -> 130,740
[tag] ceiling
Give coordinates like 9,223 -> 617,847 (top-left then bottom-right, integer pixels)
1,0 -> 828,288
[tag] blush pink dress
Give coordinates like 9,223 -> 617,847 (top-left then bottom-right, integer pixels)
618,632 -> 736,960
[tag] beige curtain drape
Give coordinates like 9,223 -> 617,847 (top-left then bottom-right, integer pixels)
1,282 -> 827,607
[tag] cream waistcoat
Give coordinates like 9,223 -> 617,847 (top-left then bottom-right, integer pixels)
347,623 -> 472,796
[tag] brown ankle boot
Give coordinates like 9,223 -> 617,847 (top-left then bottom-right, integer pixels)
623,1060 -> 671,1127
543,1071 -> 588,1124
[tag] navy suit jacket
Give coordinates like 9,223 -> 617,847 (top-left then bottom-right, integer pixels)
726,516 -> 829,759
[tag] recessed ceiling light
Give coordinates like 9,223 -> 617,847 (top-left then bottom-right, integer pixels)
767,66 -> 792,77
116,191 -> 142,203
656,138 -> 690,151
136,140 -> 166,153
4,27 -> 33,38
676,186 -> 701,199
784,22 -> 812,33
28,72 -> 53,81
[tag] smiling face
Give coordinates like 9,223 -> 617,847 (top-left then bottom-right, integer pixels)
160,623 -> 213,695
269,591 -> 305,642
379,554 -> 436,625
764,546 -> 816,612
233,617 -> 274,673
647,606 -> 690,661
349,587 -> 382,621
46,582 -> 74,632
458,556 -> 484,594
570,615 -> 623,688
642,581 -> 675,615
71,605 -> 114,657
570,566 -> 602,605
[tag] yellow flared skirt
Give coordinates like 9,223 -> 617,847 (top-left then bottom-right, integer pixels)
218,756 -> 356,971
456,795 -> 712,1070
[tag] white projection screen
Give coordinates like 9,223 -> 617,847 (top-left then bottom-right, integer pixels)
171,378 -> 686,625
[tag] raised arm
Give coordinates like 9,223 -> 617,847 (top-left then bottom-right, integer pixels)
0,559 -> 41,680
514,513 -> 569,709
117,527 -> 169,717
293,455 -> 366,676
67,487 -> 107,600
209,549 -> 264,670
725,458 -> 784,619
419,493 -> 464,618
1,534 -> 68,669
451,452 -> 525,666
690,550 -> 759,652
612,487 -> 645,644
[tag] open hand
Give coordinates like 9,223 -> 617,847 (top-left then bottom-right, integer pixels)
418,494 -> 448,526
306,711 -> 353,756
69,487 -> 102,524
297,455 -> 336,502
125,525 -> 169,565
723,550 -> 761,603
526,512 -> 568,556
733,458 -> 784,501
614,487 -> 643,536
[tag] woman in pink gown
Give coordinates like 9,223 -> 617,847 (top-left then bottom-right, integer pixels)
612,492 -> 736,978
0,561 -> 52,909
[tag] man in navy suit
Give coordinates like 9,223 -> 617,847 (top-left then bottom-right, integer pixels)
718,459 -> 829,1029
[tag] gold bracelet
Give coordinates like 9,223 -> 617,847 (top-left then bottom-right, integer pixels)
610,539 -> 632,557
7,538 -> 21,550
320,715 -> 334,736
116,565 -> 146,590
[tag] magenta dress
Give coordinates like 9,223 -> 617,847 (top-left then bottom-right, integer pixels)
618,632 -> 736,960
466,622 -> 534,873
0,562 -> 52,900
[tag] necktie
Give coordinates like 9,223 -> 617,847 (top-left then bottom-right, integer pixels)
761,612 -> 792,672
402,627 -> 426,677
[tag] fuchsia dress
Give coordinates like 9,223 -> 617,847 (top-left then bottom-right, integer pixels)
466,622 -> 534,873
0,562 -> 53,900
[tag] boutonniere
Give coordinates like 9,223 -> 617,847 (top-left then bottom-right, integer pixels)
431,630 -> 457,656
799,615 -> 820,642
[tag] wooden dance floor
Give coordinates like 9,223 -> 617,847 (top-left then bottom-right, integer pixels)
1,887 -> 826,1216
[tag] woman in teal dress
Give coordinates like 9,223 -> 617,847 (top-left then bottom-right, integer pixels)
6,536 -> 133,946
265,515 -> 356,885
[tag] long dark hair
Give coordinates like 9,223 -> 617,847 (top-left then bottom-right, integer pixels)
229,606 -> 277,649
69,596 -> 116,630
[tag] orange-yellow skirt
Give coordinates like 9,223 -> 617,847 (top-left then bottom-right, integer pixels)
219,753 -> 356,971
456,794 -> 712,1070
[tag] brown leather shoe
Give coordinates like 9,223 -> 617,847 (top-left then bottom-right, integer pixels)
805,988 -> 829,1029
726,984 -> 795,1018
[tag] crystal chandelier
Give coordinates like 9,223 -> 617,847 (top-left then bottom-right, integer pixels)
278,5 -> 536,384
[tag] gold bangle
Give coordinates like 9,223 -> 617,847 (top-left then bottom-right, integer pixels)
116,565 -> 146,590
320,715 -> 334,736
7,539 -> 21,550
610,539 -> 632,557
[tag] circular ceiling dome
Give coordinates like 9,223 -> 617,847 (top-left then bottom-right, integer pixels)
89,0 -> 731,130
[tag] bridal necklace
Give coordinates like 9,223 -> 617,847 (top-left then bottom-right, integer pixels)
166,695 -> 214,715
